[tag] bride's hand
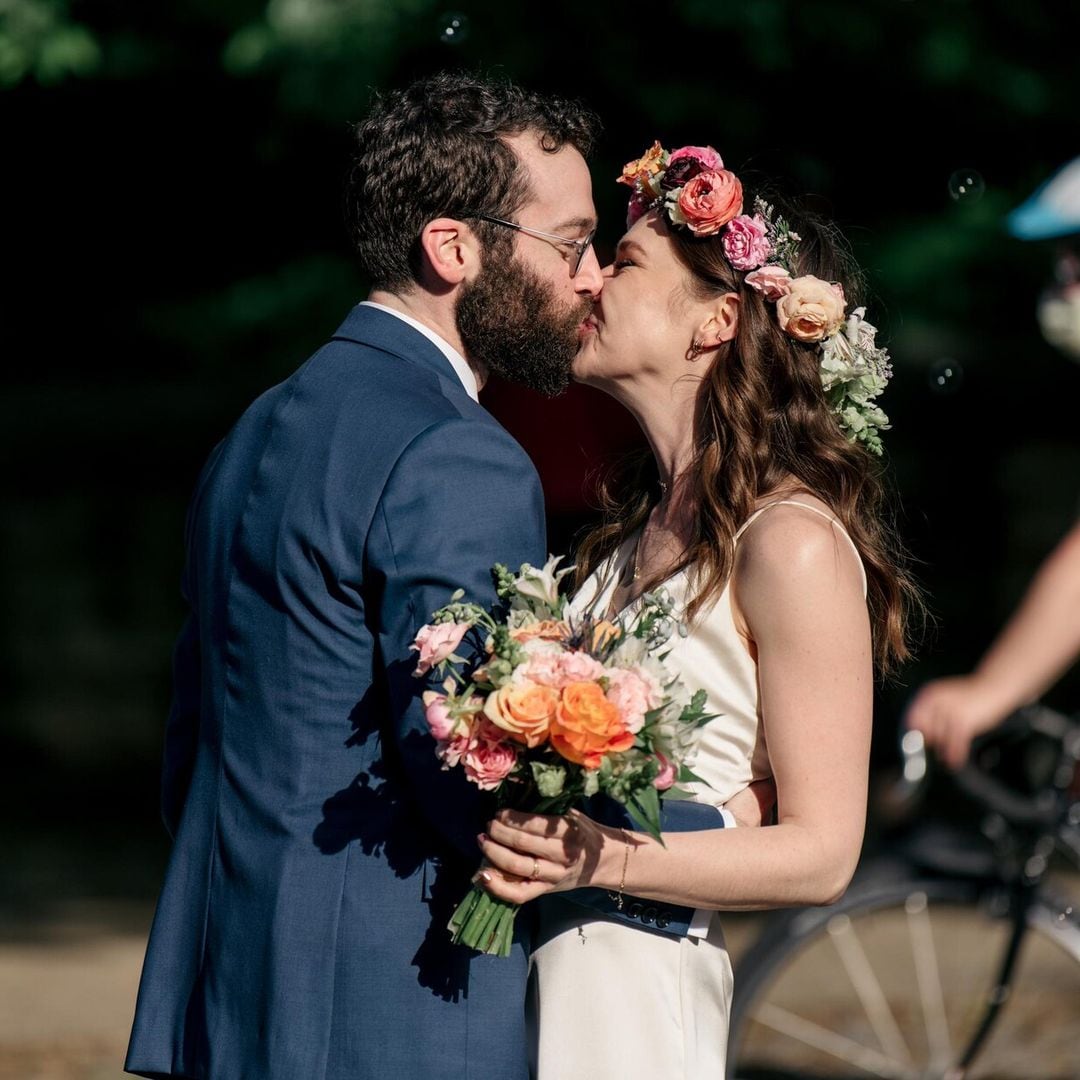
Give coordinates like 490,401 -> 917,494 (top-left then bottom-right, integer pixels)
474,808 -> 619,904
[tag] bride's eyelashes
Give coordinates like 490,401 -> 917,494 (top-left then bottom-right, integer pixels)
613,259 -> 635,270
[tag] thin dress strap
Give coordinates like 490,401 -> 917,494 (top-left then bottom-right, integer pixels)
734,499 -> 868,597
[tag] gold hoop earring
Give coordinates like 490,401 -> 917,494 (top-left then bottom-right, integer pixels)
687,339 -> 704,361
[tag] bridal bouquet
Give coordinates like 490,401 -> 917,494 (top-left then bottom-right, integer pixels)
411,556 -> 713,957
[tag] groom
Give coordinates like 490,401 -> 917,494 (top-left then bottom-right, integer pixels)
126,72 -> 744,1080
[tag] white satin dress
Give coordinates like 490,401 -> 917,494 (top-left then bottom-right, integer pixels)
527,499 -> 867,1080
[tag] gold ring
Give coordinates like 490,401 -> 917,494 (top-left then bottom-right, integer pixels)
530,858 -> 540,881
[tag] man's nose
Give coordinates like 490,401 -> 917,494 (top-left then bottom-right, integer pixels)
573,247 -> 604,299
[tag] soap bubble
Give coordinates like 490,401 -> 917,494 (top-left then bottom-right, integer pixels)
438,12 -> 470,45
927,358 -> 964,394
948,169 -> 985,203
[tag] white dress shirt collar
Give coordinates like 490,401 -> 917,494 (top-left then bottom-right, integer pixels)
359,301 -> 479,403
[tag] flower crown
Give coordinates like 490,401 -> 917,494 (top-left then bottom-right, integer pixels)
619,142 -> 893,456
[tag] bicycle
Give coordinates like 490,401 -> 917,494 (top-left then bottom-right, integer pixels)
726,703 -> 1080,1080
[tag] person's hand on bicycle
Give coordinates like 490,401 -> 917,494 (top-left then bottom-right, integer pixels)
904,675 -> 1008,770
907,521 -> 1080,770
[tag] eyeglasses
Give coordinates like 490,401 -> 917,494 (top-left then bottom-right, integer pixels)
469,213 -> 596,277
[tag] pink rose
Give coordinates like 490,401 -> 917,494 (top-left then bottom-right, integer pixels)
557,651 -> 606,685
411,621 -> 470,676
422,691 -> 456,740
673,170 -> 743,237
776,275 -> 847,343
744,265 -> 793,302
653,752 -> 677,792
605,667 -> 663,735
463,721 -> 518,790
661,147 -> 724,192
722,214 -> 771,271
668,145 -> 724,172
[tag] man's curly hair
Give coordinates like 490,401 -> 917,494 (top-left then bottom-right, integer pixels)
345,71 -> 600,290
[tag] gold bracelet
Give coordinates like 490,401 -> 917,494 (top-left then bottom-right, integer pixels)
607,830 -> 632,911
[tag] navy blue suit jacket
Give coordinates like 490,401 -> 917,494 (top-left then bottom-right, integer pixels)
126,305 -> 725,1080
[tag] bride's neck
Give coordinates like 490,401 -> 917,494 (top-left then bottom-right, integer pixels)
614,380 -> 697,493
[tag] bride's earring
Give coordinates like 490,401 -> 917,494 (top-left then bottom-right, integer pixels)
687,339 -> 704,362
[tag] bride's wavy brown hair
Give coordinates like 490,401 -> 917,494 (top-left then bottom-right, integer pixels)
575,193 -> 921,676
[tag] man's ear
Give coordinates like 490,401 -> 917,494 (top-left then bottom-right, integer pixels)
697,292 -> 741,347
418,218 -> 481,287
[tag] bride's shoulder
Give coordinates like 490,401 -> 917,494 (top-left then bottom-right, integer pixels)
735,496 -> 858,589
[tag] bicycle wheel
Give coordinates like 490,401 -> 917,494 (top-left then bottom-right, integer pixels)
727,871 -> 1080,1079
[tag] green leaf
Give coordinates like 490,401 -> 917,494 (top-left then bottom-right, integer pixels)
626,785 -> 664,846
677,764 -> 706,784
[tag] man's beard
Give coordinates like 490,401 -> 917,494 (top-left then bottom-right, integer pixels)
456,248 -> 591,397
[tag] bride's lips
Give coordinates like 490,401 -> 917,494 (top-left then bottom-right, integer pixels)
578,313 -> 599,337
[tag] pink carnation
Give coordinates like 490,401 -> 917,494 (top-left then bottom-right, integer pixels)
557,651 -> 607,685
722,214 -> 771,271
519,650 -> 566,689
411,621 -> 469,676
605,667 -> 663,735
744,265 -> 793,302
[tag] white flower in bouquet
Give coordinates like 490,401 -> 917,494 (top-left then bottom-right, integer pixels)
510,556 -> 575,614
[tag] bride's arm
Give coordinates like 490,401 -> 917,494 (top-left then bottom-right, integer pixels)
477,509 -> 872,910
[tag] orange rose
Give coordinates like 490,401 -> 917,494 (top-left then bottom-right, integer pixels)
484,681 -> 559,748
590,620 -> 622,652
550,682 -> 634,769
618,141 -> 666,191
509,619 -> 569,644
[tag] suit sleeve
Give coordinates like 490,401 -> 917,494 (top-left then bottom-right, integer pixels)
160,441 -> 225,841
161,501 -> 204,840
366,417 -> 546,859
161,608 -> 199,840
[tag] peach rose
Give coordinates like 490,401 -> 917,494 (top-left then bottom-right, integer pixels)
618,140 -> 666,189
550,682 -> 634,769
509,619 -> 569,645
671,169 -> 743,237
484,680 -> 559,748
776,276 -> 847,343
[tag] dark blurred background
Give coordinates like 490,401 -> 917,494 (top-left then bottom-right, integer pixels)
3,0 -> 1079,929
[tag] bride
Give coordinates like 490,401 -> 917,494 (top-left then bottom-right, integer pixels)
474,143 -> 920,1078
